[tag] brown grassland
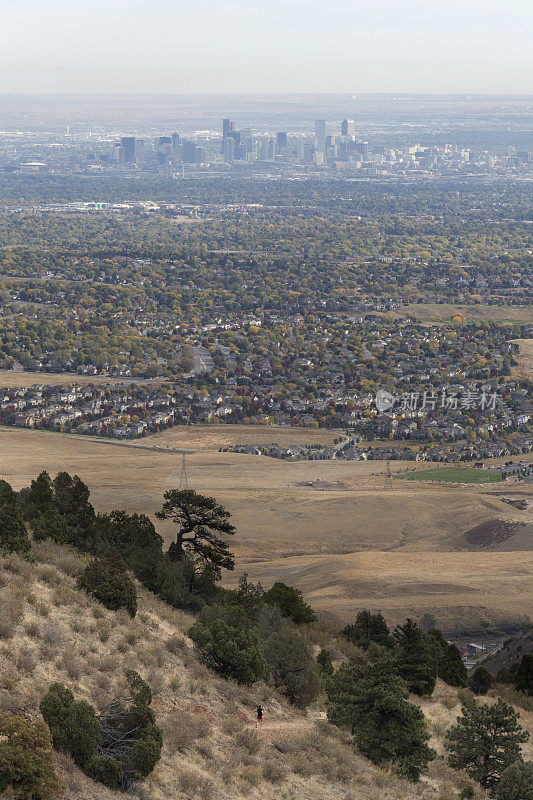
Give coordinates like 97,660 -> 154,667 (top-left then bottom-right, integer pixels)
391,303 -> 533,324
511,337 -> 533,381
0,370 -> 169,388
1,424 -> 532,629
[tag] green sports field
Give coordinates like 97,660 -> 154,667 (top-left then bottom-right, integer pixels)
398,467 -> 503,484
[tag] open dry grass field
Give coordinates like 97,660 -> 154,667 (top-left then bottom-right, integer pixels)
511,337 -> 533,381
0,369 -> 169,388
392,303 -> 533,324
1,424 -> 531,627
398,466 -> 502,483
150,423 -> 339,451
229,550 -> 533,629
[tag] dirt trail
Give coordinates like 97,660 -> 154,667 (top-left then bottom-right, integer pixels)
253,711 -> 325,738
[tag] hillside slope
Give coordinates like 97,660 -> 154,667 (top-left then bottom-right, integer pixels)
479,629 -> 533,677
0,541 -> 499,800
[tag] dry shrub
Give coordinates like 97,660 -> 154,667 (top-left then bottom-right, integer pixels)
2,553 -> 32,578
457,687 -> 474,705
34,601 -> 49,618
52,584 -> 77,607
239,764 -> 262,787
124,627 -> 141,646
271,732 -> 296,755
0,662 -> 19,691
97,653 -> 116,673
0,615 -> 16,640
291,753 -> 312,776
262,759 -> 287,783
24,620 -> 41,638
37,566 -> 63,587
95,672 -> 111,691
373,769 -> 395,788
168,673 -> 182,692
431,713 -> 450,737
62,653 -> 85,680
0,689 -> 21,713
16,646 -> 36,675
235,727 -> 261,755
494,683 -> 533,712
41,622 -> 65,648
69,618 -> 85,634
162,709 -> 212,752
441,694 -> 459,710
221,715 -> 244,735
195,741 -> 213,760
147,670 -> 164,695
177,769 -> 215,799
437,788 -> 455,800
135,643 -> 165,669
0,592 -> 25,639
96,620 -> 111,642
166,633 -> 187,655
38,643 -> 55,662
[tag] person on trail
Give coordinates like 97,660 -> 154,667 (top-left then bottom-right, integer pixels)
256,705 -> 263,726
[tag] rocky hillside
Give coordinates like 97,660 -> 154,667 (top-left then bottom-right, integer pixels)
1,540 -> 529,800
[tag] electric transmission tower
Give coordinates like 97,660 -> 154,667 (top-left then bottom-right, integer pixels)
179,453 -> 189,490
384,458 -> 393,490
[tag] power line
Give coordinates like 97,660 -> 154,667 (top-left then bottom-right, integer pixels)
179,453 -> 189,490
384,458 -> 392,490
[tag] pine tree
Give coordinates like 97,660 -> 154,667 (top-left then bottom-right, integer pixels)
445,698 -> 530,791
188,603 -> 265,685
394,619 -> 437,695
469,666 -> 493,695
262,624 -> 321,709
514,654 -> 533,697
77,548 -> 137,617
156,489 -> 235,575
263,582 -> 316,624
0,712 -> 62,799
317,648 -> 334,677
52,472 -> 97,550
327,658 -> 435,782
342,609 -> 393,650
427,628 -> 467,687
0,479 -> 31,555
496,760 -> 533,800
19,470 -> 54,520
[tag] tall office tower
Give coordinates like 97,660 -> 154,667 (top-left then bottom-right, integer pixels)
276,131 -> 288,149
194,146 -> 207,165
171,132 -> 180,152
222,118 -> 234,138
223,136 -> 236,162
181,140 -> 197,163
314,120 -> 326,154
120,136 -> 137,164
341,119 -> 356,137
156,136 -> 172,156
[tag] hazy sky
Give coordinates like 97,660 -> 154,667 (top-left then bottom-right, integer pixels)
2,0 -> 532,94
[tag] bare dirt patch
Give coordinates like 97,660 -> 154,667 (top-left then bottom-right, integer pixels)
460,518 -> 530,550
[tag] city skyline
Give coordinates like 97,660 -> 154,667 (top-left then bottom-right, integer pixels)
2,0 -> 532,94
